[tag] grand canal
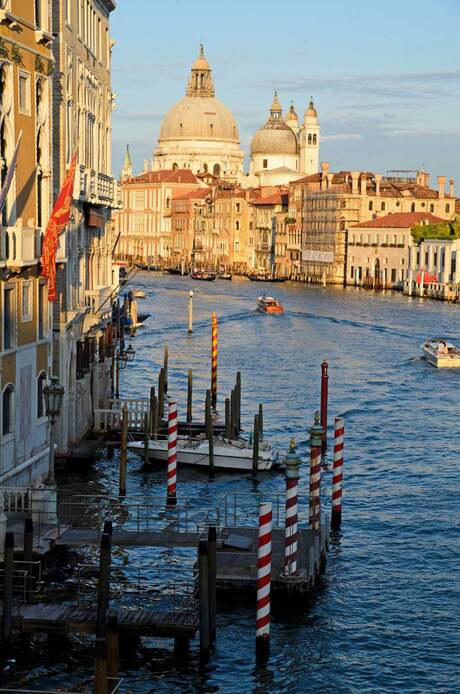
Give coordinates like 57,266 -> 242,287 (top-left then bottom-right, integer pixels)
5,274 -> 460,692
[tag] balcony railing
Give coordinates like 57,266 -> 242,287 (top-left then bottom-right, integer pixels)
79,166 -> 120,208
85,286 -> 113,319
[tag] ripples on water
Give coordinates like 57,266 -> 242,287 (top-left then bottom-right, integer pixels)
5,274 -> 460,693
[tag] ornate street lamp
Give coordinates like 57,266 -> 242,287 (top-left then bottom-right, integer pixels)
125,344 -> 136,363
118,350 -> 128,370
43,376 -> 65,486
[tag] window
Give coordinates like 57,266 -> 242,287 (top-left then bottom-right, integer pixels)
445,204 -> 450,213
236,203 -> 240,212
38,282 -> 46,339
3,287 -> 14,350
308,134 -> 312,145
391,268 -> 397,283
21,281 -> 32,322
18,71 -> 31,115
203,163 -> 208,173
411,202 -> 416,212
263,159 -> 268,169
430,204 -> 434,213
350,266 -> 354,278
312,134 -> 317,145
213,163 -> 220,177
35,0 -> 42,28
37,372 -> 46,418
381,202 -> 385,211
235,221 -> 240,231
234,240 -> 240,252
369,201 -> 373,211
2,385 -> 14,436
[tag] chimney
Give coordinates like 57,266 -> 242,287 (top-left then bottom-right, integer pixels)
326,173 -> 334,190
360,174 -> 367,196
351,171 -> 359,195
320,162 -> 329,191
438,175 -> 446,199
449,178 -> 455,197
374,174 -> 382,196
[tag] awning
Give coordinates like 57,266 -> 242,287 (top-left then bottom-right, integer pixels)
86,206 -> 104,228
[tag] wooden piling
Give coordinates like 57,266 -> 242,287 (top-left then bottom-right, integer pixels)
258,403 -> 264,443
107,615 -> 119,680
163,345 -> 169,394
115,352 -> 120,399
152,396 -> 159,440
149,386 -> 155,433
95,638 -> 108,694
187,369 -> 193,423
23,517 -> 33,601
143,413 -> 149,465
198,539 -> 210,658
1,532 -> 14,646
224,397 -> 231,440
205,390 -> 214,473
207,525 -> 217,644
236,371 -> 241,432
119,405 -> 128,496
252,414 -> 260,474
230,389 -> 236,438
96,533 -> 111,640
188,290 -> 193,334
158,368 -> 165,420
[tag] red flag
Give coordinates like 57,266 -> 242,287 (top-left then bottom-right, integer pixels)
40,152 -> 78,301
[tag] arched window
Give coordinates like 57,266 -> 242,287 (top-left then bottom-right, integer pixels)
172,162 -> 178,170
381,202 -> 385,211
312,134 -> 317,145
308,134 -> 312,145
213,163 -> 220,177
445,204 -> 450,213
182,163 -> 187,169
2,384 -> 14,435
166,197 -> 170,209
236,220 -> 240,231
37,372 -> 46,418
369,201 -> 373,211
203,163 -> 208,173
411,202 -> 416,212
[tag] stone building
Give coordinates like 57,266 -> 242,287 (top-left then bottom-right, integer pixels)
115,167 -> 201,265
347,212 -> 444,289
301,166 -> 456,285
152,46 -> 244,181
406,222 -> 460,300
0,0 -> 54,487
250,192 -> 288,272
170,188 -> 212,268
51,0 -> 119,456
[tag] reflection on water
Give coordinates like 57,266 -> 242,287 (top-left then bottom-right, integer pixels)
4,274 -> 460,692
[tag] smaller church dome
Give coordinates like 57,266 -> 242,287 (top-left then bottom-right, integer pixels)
270,92 -> 282,113
305,98 -> 318,118
286,101 -> 298,122
251,95 -> 299,156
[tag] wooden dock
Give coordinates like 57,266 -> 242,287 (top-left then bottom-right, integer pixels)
0,603 -> 198,639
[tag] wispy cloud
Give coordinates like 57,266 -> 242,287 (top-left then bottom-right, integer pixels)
322,133 -> 362,142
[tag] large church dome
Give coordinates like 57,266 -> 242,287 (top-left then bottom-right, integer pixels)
153,46 -> 244,179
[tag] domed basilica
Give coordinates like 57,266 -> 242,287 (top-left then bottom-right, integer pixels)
151,47 -> 320,186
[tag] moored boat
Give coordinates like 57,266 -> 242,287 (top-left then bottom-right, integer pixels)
190,271 -> 216,281
257,295 -> 284,314
128,436 -> 278,471
133,289 -> 146,299
248,274 -> 288,282
422,339 -> 460,368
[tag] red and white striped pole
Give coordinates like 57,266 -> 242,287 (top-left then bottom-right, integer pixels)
331,417 -> 344,530
309,411 -> 323,531
166,401 -> 177,506
211,312 -> 218,410
256,502 -> 272,660
284,439 -> 300,576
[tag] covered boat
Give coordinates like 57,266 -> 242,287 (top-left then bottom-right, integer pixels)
257,295 -> 284,314
422,339 -> 460,368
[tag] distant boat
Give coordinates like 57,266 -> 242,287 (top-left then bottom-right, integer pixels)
133,289 -> 146,299
163,267 -> 182,275
190,271 -> 216,281
257,295 -> 284,314
219,272 -> 232,280
422,338 -> 460,368
248,274 -> 288,282
128,436 -> 278,471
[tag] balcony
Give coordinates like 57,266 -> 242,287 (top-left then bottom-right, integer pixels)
83,286 -> 114,332
79,166 -> 120,209
4,225 -> 40,267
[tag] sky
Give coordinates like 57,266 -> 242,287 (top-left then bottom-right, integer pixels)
110,0 -> 460,192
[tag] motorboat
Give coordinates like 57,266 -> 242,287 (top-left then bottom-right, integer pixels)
133,289 -> 146,299
422,339 -> 460,368
257,295 -> 284,314
128,435 -> 278,471
219,272 -> 232,280
248,274 -> 288,282
190,271 -> 216,281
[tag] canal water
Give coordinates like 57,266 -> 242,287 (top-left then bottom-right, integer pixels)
4,274 -> 460,692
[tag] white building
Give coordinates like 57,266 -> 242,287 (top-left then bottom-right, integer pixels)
407,234 -> 460,300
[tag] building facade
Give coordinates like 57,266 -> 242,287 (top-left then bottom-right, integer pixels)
0,0 -> 54,487
51,0 -> 119,455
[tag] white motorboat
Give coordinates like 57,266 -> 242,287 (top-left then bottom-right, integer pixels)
133,289 -> 146,299
422,339 -> 460,368
128,436 -> 278,471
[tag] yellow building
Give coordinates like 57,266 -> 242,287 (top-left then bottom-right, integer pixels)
0,0 -> 53,488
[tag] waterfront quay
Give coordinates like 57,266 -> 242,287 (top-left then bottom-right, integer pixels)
1,273 -> 459,692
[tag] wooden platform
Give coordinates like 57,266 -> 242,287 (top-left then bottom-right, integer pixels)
0,603 -> 198,639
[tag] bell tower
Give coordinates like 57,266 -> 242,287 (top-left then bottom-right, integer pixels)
121,144 -> 132,180
300,98 -> 320,175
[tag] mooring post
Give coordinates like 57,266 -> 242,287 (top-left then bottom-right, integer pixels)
224,397 -> 231,440
211,313 -> 218,409
95,638 -> 108,694
96,532 -> 111,640
320,360 -> 329,453
143,412 -> 149,465
166,401 -> 178,507
24,517 -> 33,602
163,345 -> 169,394
2,532 -> 14,647
207,525 -> 217,644
331,417 -> 345,530
149,386 -> 155,433
158,368 -> 165,420
107,615 -> 119,681
206,390 -> 214,473
252,414 -> 259,474
309,412 -> 324,530
110,350 -> 115,397
152,396 -> 159,440
187,369 -> 193,423
283,439 -> 300,576
188,290 -> 193,334
256,503 -> 272,662
258,403 -> 264,443
115,352 -> 120,399
236,372 -> 241,433
119,404 -> 128,496
230,389 -> 236,438
198,539 -> 210,658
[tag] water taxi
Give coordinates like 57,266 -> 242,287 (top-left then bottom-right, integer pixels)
128,436 -> 278,471
257,295 -> 284,314
422,339 -> 460,368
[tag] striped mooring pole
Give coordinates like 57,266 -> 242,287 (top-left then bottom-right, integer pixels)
309,411 -> 323,531
284,439 -> 300,576
211,312 -> 218,409
256,502 -> 272,660
320,360 -> 329,453
331,417 -> 344,530
166,401 -> 178,506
